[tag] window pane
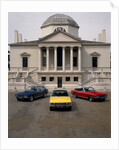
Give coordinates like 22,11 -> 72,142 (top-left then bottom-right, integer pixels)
73,57 -> 77,66
22,57 -> 28,67
92,57 -> 97,67
49,77 -> 54,81
66,77 -> 70,81
42,77 -> 46,81
74,77 -> 78,81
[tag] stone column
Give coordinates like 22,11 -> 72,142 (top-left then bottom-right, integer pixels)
46,47 -> 49,71
78,47 -> 81,72
63,47 -> 65,71
54,47 -> 57,71
70,47 -> 73,71
38,47 -> 41,71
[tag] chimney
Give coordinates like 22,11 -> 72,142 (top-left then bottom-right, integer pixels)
14,30 -> 18,43
24,39 -> 27,42
98,33 -> 102,42
18,34 -> 22,42
102,29 -> 106,42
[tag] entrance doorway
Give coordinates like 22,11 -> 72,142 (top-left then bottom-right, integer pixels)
57,77 -> 62,88
57,47 -> 62,67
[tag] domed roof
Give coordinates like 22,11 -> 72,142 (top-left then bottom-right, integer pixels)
41,14 -> 79,28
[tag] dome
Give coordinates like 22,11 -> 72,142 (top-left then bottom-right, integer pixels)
41,14 -> 79,28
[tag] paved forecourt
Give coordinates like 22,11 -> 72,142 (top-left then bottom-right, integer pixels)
8,92 -> 111,138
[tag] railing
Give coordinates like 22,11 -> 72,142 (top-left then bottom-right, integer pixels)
57,67 -> 62,70
82,67 -> 111,72
82,77 -> 111,86
9,67 -> 38,72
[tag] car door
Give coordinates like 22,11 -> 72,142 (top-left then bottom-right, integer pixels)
37,86 -> 44,97
33,87 -> 40,98
82,88 -> 89,98
76,88 -> 84,97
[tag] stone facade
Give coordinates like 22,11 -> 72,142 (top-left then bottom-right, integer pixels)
8,14 -> 111,91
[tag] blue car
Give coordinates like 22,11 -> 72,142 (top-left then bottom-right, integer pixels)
15,86 -> 48,102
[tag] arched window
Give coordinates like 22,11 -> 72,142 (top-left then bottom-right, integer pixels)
54,27 -> 66,32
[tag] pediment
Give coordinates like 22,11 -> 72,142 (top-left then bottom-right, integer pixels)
90,52 -> 101,57
41,32 -> 79,42
20,52 -> 31,57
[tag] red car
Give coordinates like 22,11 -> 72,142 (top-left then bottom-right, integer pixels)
71,87 -> 107,102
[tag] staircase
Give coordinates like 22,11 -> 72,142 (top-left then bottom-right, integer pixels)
81,71 -> 111,91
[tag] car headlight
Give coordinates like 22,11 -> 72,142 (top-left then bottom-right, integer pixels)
24,95 -> 28,98
66,103 -> 71,106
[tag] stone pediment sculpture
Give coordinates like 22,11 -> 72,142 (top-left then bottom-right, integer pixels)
20,52 -> 31,57
90,52 -> 101,57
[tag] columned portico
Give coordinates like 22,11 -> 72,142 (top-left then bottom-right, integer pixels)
39,46 -> 81,72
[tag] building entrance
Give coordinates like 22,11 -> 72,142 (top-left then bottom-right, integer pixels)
57,47 -> 62,67
57,77 -> 62,88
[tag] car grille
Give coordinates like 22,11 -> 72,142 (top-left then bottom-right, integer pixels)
98,95 -> 106,98
17,95 -> 23,98
55,103 -> 66,107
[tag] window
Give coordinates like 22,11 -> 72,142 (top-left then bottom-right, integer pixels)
73,57 -> 77,66
92,57 -> 98,67
22,57 -> 28,67
42,49 -> 46,66
74,77 -> 78,81
54,27 -> 66,32
49,77 -> 54,82
41,77 -> 46,81
66,77 -> 70,81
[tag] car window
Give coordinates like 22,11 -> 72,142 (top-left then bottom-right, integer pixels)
75,88 -> 83,91
84,87 -> 95,91
26,86 -> 35,91
52,90 -> 69,97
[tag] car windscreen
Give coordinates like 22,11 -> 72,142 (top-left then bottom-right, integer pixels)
26,87 -> 36,91
51,91 -> 69,97
84,87 -> 95,92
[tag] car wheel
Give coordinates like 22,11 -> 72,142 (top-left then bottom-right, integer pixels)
89,95 -> 94,102
73,93 -> 77,98
17,98 -> 20,101
43,93 -> 47,98
50,107 -> 53,111
68,107 -> 72,111
29,96 -> 34,102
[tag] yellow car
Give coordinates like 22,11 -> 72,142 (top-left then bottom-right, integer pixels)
49,90 -> 72,111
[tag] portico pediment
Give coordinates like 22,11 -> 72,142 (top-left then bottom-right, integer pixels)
20,52 -> 31,57
90,52 -> 101,57
40,31 -> 80,42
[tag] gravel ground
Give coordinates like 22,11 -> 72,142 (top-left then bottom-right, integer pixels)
8,92 -> 111,138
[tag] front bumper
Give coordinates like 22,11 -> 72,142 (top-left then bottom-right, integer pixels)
50,103 -> 72,109
15,95 -> 29,100
95,95 -> 107,100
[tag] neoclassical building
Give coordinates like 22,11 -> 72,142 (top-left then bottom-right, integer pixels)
9,14 -> 111,91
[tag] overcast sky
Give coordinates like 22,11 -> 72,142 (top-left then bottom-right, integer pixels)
8,12 -> 111,44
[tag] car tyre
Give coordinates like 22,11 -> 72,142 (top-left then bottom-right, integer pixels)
29,96 -> 34,102
73,93 -> 77,98
17,98 -> 20,101
89,95 -> 94,102
68,107 -> 72,111
43,93 -> 47,98
50,107 -> 53,111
